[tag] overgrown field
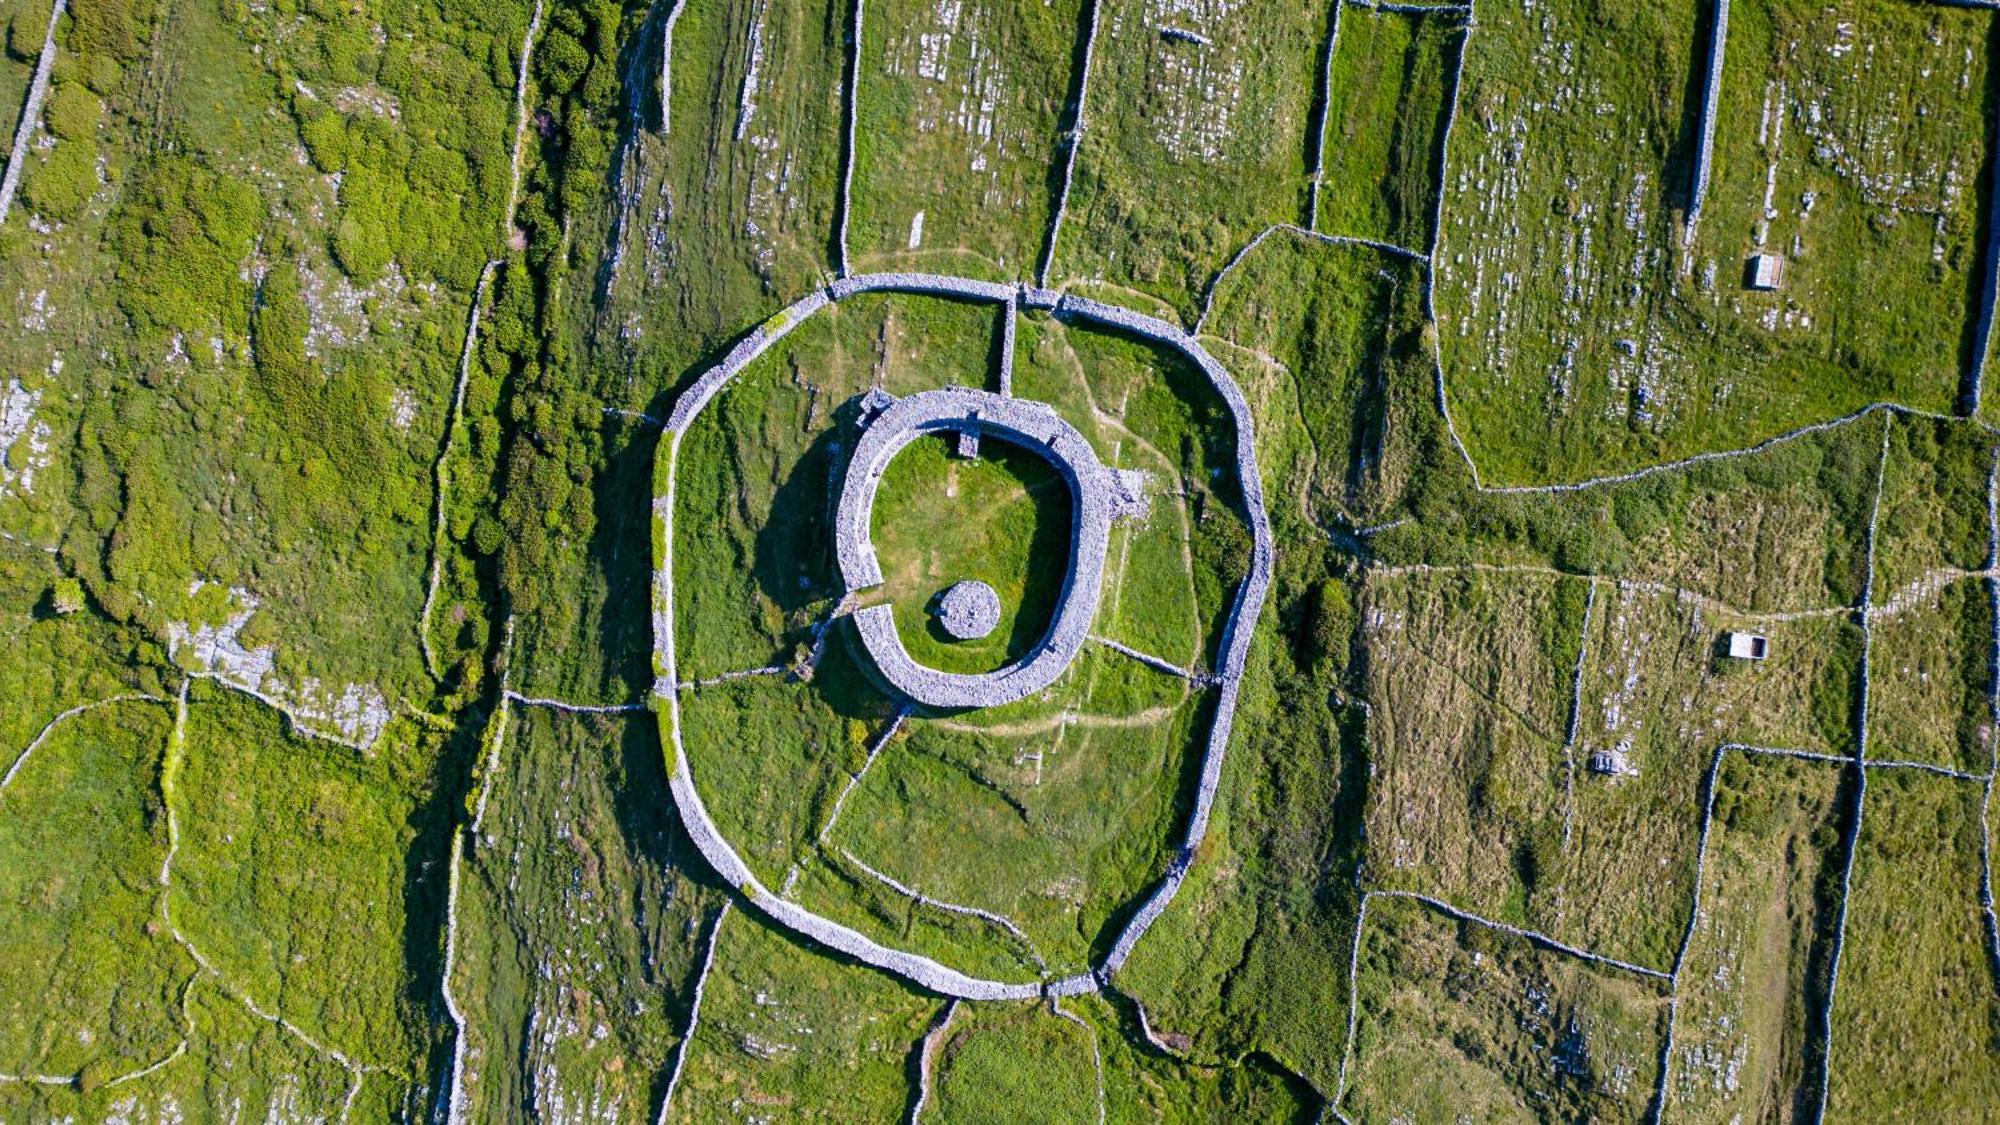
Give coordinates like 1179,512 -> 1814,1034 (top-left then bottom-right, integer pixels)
1434,0 -> 1999,483
1341,894 -> 1670,1121
6,0 -> 2000,1117
1667,752 -> 1843,1121
1055,0 -> 1329,319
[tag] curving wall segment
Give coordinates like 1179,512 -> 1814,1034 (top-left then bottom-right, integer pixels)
653,273 -> 1274,1000
834,386 -> 1116,710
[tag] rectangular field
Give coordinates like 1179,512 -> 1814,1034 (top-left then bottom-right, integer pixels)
1866,576 -> 1992,773
848,0 -> 1081,279
1691,0 -> 1994,416
1431,0 -> 1995,483
1823,768 -> 2000,1118
1054,0 -> 1328,318
1342,893 -> 1670,1122
1665,751 -> 1844,1121
1313,6 -> 1464,250
1360,568 -> 1583,923
1560,583 -> 1859,967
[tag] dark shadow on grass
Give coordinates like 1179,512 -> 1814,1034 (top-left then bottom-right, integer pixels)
1954,17 -> 2000,416
1664,0 -> 1716,220
751,396 -> 861,627
876,433 -> 1071,675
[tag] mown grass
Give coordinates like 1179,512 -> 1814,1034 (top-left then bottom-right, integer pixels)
1055,0 -> 1327,320
1342,894 -> 1670,1122
848,0 -> 1080,279
1668,752 -> 1843,1122
871,433 -> 1071,674
1314,7 -> 1463,251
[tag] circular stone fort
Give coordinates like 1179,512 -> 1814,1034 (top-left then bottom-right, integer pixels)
652,273 -> 1274,1001
835,384 -> 1148,710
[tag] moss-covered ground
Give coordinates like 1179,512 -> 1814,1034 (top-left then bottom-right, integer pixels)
6,0 -> 2000,1116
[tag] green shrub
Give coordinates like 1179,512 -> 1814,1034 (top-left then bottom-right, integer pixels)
22,140 -> 97,221
332,213 -> 391,280
300,109 -> 348,172
44,80 -> 102,140
49,577 -> 86,615
66,0 -> 137,59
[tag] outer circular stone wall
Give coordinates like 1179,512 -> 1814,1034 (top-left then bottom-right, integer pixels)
652,273 -> 1276,1001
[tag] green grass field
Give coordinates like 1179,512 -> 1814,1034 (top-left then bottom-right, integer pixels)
848,0 -> 1080,279
870,433 -> 1071,674
1313,7 -> 1463,251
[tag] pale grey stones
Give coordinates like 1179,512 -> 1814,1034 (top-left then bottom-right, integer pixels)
834,386 -> 1119,710
936,580 -> 1002,641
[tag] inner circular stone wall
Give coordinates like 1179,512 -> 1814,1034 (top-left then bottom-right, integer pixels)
936,580 -> 1002,640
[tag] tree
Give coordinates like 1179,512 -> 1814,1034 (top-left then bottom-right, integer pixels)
49,577 -> 85,615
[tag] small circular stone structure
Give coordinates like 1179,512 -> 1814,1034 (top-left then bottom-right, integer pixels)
935,580 -> 1002,640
